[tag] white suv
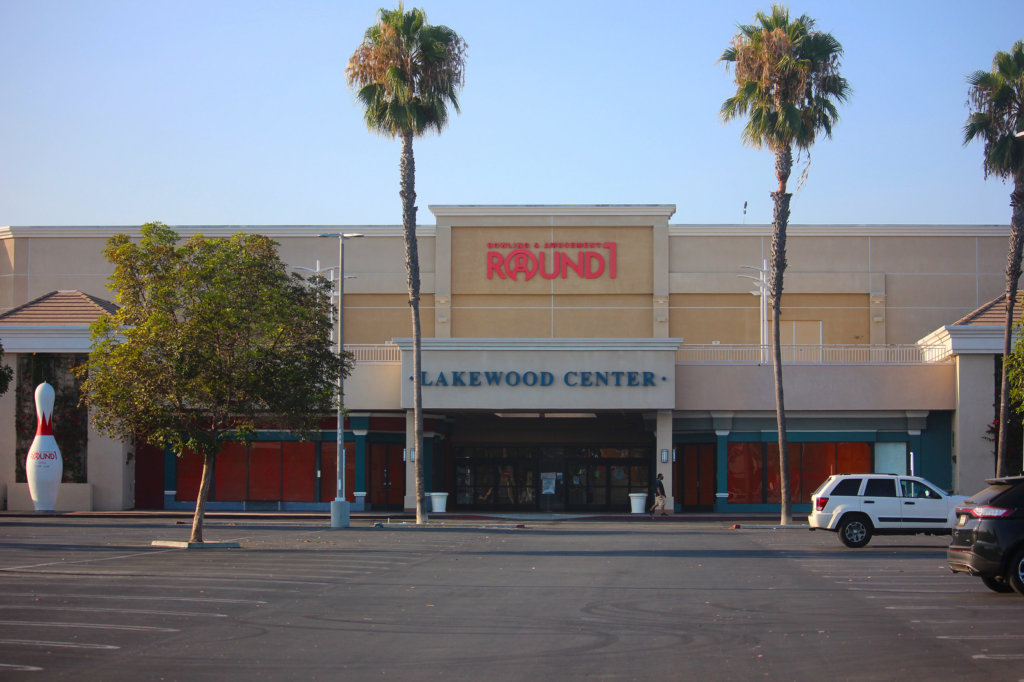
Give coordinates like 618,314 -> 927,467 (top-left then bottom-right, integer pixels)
809,473 -> 967,547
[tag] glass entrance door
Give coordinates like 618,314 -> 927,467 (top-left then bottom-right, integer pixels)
566,459 -> 649,511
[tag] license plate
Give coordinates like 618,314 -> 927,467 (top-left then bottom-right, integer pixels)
957,514 -> 967,527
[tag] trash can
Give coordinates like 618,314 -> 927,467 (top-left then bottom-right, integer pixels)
429,492 -> 448,513
628,493 -> 648,514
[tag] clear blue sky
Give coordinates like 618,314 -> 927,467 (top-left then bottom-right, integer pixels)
1,0 -> 1022,227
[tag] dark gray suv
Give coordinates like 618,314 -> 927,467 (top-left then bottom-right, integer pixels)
947,475 -> 1024,595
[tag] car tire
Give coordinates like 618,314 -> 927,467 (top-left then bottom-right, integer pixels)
982,575 -> 1014,593
1008,548 -> 1024,597
838,515 -> 873,548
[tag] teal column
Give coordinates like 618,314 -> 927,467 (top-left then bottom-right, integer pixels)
351,414 -> 370,512
164,445 -> 177,509
714,430 -> 730,512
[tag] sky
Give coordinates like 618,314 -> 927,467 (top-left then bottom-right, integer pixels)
1,0 -> 1023,228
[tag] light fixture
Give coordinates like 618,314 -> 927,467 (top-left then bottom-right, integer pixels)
661,449 -> 669,463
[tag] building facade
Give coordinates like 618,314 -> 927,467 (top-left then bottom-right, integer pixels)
0,205 -> 1014,513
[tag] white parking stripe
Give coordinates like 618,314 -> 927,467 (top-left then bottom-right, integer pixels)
938,635 -> 1024,640
0,620 -> 179,632
0,592 -> 266,604
0,605 -> 227,618
0,639 -> 119,650
0,664 -> 43,671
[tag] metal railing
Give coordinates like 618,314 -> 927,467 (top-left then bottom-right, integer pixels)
345,344 -> 401,363
676,344 -> 951,365
343,343 -> 952,366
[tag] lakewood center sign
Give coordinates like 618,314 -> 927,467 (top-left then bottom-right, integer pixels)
392,338 -> 682,411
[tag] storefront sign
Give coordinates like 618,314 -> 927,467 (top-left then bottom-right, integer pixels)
418,369 -> 662,388
486,241 -> 617,281
392,338 -> 682,411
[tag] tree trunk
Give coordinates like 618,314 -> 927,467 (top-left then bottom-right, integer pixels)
190,453 -> 214,543
771,146 -> 793,525
400,129 -> 427,524
997,176 -> 1024,478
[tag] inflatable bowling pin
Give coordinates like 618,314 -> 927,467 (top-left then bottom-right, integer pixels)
26,382 -> 62,511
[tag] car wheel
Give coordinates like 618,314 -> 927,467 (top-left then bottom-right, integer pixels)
1008,548 -> 1024,597
838,515 -> 872,548
982,575 -> 1014,593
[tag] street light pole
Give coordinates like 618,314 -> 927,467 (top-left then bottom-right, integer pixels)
319,232 -> 363,528
739,259 -> 769,363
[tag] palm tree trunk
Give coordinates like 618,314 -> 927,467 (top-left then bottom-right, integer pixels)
997,176 -> 1024,478
190,453 -> 214,543
400,129 -> 427,524
772,146 -> 793,525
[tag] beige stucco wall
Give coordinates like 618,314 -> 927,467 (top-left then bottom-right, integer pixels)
953,353 -> 999,495
0,213 -> 1014,509
676,363 -> 957,412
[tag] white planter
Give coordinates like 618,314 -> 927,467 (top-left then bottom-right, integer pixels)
429,492 -> 448,513
628,493 -> 648,514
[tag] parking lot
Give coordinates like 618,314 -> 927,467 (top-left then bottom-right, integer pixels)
0,516 -> 1020,681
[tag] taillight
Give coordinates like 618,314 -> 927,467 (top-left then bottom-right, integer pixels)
815,496 -> 829,512
956,505 -> 1012,518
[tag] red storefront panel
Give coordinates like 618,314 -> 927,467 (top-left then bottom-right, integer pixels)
249,442 -> 282,501
283,441 -> 317,502
213,442 -> 248,500
176,449 -> 204,501
727,442 -> 763,504
765,443 -> 802,504
838,442 -> 871,473
802,442 -> 837,500
319,443 -> 355,502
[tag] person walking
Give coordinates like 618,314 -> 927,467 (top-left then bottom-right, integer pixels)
649,473 -> 668,516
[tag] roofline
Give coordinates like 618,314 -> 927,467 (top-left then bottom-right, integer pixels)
3,222 -> 1008,239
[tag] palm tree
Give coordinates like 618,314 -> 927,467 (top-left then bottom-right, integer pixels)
965,41 -> 1024,479
347,4 -> 466,523
721,5 -> 849,524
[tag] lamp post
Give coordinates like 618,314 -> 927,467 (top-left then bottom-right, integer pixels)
319,232 -> 364,528
739,259 -> 769,363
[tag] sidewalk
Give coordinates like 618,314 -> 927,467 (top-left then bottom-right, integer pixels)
0,508 -> 796,524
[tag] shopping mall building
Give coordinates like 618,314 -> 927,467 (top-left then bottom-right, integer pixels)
0,205 -> 1017,514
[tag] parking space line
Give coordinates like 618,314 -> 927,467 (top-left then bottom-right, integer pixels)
972,654 -> 1024,660
0,592 -> 266,605
938,635 -> 1024,640
0,664 -> 43,672
0,547 -> 181,572
0,639 -> 119,650
0,620 -> 179,632
0,605 -> 228,618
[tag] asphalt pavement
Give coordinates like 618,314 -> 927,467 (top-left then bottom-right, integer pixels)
0,516 -> 1020,681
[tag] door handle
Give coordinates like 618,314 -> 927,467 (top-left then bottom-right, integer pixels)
864,500 -> 875,504
904,501 -> 915,505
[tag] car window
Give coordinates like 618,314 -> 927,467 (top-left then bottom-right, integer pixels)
864,478 -> 897,497
831,478 -> 862,496
966,483 -> 1015,506
988,482 -> 1024,507
900,479 -> 941,499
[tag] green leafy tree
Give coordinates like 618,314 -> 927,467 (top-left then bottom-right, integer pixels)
0,340 -> 12,395
347,3 -> 466,524
79,223 -> 349,542
965,41 -> 1024,478
721,4 -> 849,523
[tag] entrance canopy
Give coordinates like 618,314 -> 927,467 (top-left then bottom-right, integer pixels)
391,338 -> 682,411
